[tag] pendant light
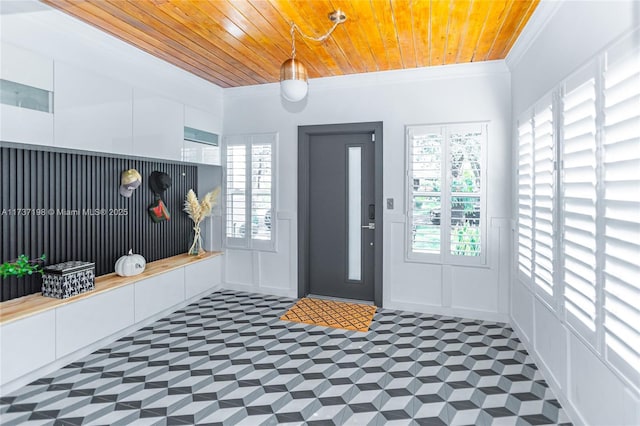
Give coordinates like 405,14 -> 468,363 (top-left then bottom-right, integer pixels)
280,10 -> 346,102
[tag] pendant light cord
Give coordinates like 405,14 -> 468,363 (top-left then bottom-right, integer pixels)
289,20 -> 341,58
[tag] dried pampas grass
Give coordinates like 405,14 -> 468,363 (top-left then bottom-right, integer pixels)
184,187 -> 220,255
183,187 -> 220,225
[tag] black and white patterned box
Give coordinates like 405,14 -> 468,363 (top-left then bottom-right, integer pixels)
41,261 -> 95,299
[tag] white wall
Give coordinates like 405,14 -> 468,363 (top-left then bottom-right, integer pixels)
223,61 -> 512,321
0,0 -> 223,127
508,1 -> 640,425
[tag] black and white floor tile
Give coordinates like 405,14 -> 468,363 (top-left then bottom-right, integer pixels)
0,290 -> 572,425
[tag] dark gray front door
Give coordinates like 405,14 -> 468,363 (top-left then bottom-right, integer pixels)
307,131 -> 375,301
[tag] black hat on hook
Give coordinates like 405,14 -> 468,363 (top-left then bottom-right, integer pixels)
149,171 -> 172,195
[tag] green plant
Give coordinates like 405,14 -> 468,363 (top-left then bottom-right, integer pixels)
0,254 -> 46,279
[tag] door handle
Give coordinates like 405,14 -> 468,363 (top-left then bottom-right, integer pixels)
361,222 -> 375,230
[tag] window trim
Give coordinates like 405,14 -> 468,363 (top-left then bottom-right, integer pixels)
405,121 -> 488,267
223,132 -> 278,252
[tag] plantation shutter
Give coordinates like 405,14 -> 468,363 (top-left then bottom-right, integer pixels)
225,133 -> 277,250
533,102 -> 555,299
518,118 -> 534,282
226,141 -> 247,242
562,75 -> 598,336
250,135 -> 274,244
447,124 -> 483,258
408,126 -> 443,257
602,39 -> 640,384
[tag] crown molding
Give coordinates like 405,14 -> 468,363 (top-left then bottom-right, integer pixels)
224,60 -> 510,100
505,0 -> 564,71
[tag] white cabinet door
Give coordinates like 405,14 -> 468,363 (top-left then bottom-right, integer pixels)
183,105 -> 221,165
0,43 -> 53,146
133,89 -> 183,161
182,140 -> 221,165
1,43 -> 53,91
184,105 -> 220,134
56,286 -> 135,358
184,255 -> 222,299
0,105 -> 54,146
134,268 -> 185,322
54,62 -> 133,154
0,310 -> 56,386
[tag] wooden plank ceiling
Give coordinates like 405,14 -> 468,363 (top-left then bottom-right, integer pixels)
42,0 -> 539,88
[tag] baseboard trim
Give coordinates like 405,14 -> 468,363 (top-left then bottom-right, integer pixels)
221,282 -> 296,299
0,285 -> 223,395
384,300 -> 509,323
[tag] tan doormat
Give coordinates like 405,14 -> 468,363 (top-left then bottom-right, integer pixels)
280,297 -> 376,332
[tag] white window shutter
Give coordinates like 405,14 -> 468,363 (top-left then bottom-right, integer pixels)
408,126 -> 443,257
224,133 -> 277,250
602,39 -> 640,385
225,143 -> 247,243
250,134 -> 276,251
448,124 -> 484,259
518,118 -> 534,283
533,102 -> 555,299
562,76 -> 598,336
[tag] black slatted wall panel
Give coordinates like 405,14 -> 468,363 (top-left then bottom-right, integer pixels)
0,146 -> 197,302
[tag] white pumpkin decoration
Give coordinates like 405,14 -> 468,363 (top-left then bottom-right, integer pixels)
115,249 -> 146,277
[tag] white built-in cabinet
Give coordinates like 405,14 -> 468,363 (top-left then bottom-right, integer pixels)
185,254 -> 222,298
0,255 -> 222,390
183,105 -> 221,166
0,43 -> 54,146
56,285 -> 135,358
0,310 -> 56,385
54,62 -> 133,154
134,268 -> 185,322
133,88 -> 184,161
1,43 -> 221,165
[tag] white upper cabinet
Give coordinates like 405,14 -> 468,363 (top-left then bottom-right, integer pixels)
54,62 -> 133,154
0,43 -> 54,146
182,105 -> 221,165
133,88 -> 183,161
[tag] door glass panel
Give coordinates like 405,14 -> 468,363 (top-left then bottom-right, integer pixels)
348,146 -> 362,281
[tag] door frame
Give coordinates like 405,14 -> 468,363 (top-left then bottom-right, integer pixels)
298,122 -> 383,306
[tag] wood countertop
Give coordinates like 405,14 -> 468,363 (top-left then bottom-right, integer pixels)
0,251 -> 223,325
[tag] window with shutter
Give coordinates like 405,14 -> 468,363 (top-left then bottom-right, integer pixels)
602,39 -> 640,384
408,126 -> 443,256
407,123 -> 486,264
224,133 -> 277,250
533,103 -> 555,299
518,118 -> 534,281
516,29 -> 640,390
448,127 -> 483,258
251,140 -> 273,242
226,143 -> 247,240
562,75 -> 598,336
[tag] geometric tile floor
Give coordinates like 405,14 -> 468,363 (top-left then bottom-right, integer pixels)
0,290 -> 572,425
